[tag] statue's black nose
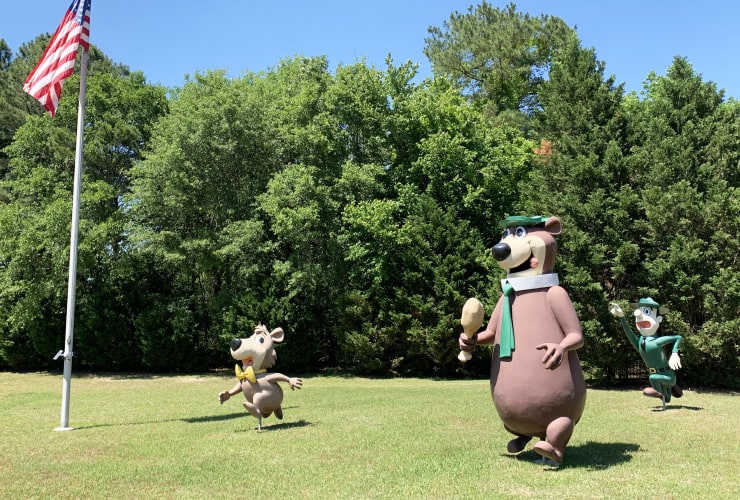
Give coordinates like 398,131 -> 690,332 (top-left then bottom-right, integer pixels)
230,338 -> 242,351
492,242 -> 511,261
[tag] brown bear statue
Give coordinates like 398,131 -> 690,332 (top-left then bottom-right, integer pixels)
459,215 -> 586,465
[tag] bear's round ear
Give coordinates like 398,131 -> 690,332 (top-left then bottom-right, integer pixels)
270,327 -> 285,343
544,216 -> 562,235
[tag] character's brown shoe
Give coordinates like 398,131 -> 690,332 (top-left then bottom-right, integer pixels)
506,435 -> 531,454
671,385 -> 683,398
533,441 -> 563,464
643,387 -> 662,398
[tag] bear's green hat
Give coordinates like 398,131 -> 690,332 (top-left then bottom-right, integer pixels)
498,215 -> 548,229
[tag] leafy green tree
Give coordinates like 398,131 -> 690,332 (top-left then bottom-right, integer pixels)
251,61 -> 395,369
332,64 -> 531,374
424,1 -> 572,120
256,56 -> 337,170
254,164 -> 340,367
2,24 -> 736,386
0,38 -> 40,180
626,57 -> 740,386
326,62 -> 391,165
0,65 -> 167,369
0,40 -> 9,71
387,75 -> 533,243
125,69 -> 282,369
522,34 -> 633,382
0,36 -> 133,160
0,39 -> 19,177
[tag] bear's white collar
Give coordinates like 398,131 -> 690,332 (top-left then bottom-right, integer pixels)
501,273 -> 559,292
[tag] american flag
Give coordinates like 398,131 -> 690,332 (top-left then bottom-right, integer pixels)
23,0 -> 91,116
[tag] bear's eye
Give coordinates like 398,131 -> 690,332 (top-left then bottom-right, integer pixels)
514,226 -> 527,238
501,228 -> 511,239
256,336 -> 265,344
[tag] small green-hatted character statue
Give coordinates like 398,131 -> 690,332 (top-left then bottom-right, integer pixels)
609,297 -> 683,410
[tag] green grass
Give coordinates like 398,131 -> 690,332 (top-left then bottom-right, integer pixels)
1,372 -> 738,499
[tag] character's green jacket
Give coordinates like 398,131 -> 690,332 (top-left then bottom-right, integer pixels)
617,317 -> 682,373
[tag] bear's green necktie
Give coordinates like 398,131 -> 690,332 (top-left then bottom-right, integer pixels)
500,282 -> 515,358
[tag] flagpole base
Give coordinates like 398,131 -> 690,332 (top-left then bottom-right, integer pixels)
54,426 -> 75,432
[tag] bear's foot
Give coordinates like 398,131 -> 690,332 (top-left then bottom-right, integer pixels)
643,387 -> 662,399
533,440 -> 563,464
506,435 -> 531,454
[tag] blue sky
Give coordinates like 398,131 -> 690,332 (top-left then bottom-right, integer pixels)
4,1 -> 739,99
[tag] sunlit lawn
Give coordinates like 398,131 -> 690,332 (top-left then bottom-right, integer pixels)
1,371 -> 738,499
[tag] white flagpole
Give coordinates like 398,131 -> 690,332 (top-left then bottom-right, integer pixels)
55,47 -> 89,432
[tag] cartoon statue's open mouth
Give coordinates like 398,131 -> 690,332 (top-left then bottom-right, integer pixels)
509,253 -> 533,274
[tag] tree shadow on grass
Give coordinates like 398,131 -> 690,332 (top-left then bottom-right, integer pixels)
507,441 -> 641,470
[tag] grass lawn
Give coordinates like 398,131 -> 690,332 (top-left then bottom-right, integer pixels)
1,371 -> 738,499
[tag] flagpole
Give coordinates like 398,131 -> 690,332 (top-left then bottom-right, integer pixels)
56,48 -> 89,432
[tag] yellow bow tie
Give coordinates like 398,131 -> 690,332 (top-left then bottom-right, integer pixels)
235,364 -> 266,382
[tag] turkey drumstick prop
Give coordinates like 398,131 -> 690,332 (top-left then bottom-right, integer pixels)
458,297 -> 484,362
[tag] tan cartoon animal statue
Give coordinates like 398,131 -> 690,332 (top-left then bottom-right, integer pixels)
459,216 -> 586,465
219,324 -> 303,430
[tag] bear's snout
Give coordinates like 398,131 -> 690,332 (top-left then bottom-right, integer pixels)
230,338 -> 242,351
492,242 -> 511,261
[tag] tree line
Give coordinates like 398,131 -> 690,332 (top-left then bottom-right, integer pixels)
1,2 -> 738,388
